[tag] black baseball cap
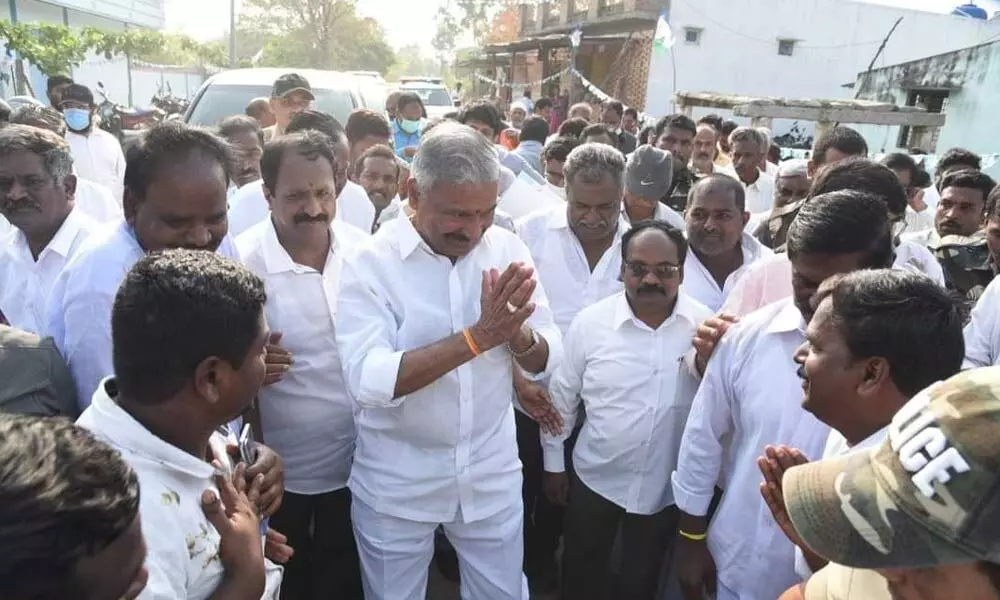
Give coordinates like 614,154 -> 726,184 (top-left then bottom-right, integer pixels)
59,83 -> 95,107
271,73 -> 314,100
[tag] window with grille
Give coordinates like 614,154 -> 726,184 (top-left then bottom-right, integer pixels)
778,39 -> 796,56
684,28 -> 702,45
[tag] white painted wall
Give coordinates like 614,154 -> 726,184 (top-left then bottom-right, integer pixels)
645,0 -> 1000,136
66,11 -> 130,106
130,66 -> 204,106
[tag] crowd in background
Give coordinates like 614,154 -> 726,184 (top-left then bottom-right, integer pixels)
3,71 -> 1000,600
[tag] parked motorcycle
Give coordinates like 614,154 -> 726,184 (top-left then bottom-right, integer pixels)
151,83 -> 190,119
96,82 -> 164,144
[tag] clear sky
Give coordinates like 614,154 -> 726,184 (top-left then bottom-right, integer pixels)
165,0 -> 447,50
164,0 -> 999,47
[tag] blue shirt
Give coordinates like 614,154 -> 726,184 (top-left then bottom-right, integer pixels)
392,120 -> 422,163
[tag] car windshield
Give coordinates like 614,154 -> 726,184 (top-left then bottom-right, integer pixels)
186,84 -> 355,127
406,87 -> 452,107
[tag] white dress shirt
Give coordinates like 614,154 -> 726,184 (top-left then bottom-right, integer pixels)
498,174 -> 564,220
0,208 -> 100,333
335,216 -> 563,523
66,129 -> 125,203
75,177 -> 122,224
237,218 -> 366,495
227,180 -> 376,237
621,202 -> 685,230
516,205 -> 628,336
77,380 -> 282,599
45,223 -> 240,408
964,276 -> 1000,368
740,170 -> 775,215
544,291 -> 711,514
682,231 -> 773,312
671,298 -> 830,599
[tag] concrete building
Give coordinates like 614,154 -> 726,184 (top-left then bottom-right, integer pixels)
0,0 -> 170,105
646,0 -> 1000,138
481,1 -> 1000,141
851,39 -> 1000,158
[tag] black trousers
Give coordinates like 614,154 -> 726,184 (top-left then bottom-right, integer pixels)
560,477 -> 680,600
268,488 -> 363,600
516,409 -> 579,578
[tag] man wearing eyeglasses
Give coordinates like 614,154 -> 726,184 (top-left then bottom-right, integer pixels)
543,220 -> 710,600
263,73 -> 315,142
683,174 -> 772,312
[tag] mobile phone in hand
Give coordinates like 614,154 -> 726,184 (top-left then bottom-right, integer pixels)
237,424 -> 268,535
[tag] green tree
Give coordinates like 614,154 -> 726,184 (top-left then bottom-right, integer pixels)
385,44 -> 443,82
238,0 -> 396,73
0,20 -> 223,93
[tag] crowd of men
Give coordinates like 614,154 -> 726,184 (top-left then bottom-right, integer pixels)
3,70 -> 1000,600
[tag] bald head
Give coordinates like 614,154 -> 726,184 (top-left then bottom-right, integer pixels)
690,173 -> 747,212
245,97 -> 275,128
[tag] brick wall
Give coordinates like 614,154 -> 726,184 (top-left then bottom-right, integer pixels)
612,33 -> 653,110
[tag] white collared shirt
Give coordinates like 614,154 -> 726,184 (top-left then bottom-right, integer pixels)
740,170 -> 776,215
745,173 -> 775,215
682,231 -> 773,312
75,177 -> 122,224
66,129 -> 125,202
671,298 -> 829,599
227,180 -> 376,237
516,204 -> 628,336
77,380 -> 282,599
335,216 -> 563,523
964,276 -> 1000,368
0,208 -> 100,333
237,218 -> 366,494
621,202 -> 685,231
45,223 -> 240,408
544,291 -> 710,514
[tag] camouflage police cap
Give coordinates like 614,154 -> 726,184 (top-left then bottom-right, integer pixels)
784,366 -> 1000,570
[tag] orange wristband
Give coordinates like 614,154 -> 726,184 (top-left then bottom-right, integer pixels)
462,328 -> 482,356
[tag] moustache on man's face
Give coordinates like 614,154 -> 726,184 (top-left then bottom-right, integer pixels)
636,284 -> 666,295
293,213 -> 329,225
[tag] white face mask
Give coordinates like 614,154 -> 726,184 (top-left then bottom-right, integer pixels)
546,182 -> 566,200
